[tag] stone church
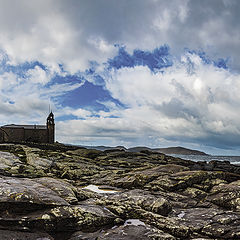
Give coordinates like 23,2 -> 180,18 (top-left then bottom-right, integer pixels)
0,112 -> 55,144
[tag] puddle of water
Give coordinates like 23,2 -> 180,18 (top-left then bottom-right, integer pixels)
36,238 -> 52,240
82,184 -> 119,194
177,211 -> 185,218
124,219 -> 146,226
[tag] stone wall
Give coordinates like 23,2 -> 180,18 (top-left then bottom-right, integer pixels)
2,127 -> 25,143
0,127 -> 50,144
0,130 -> 4,142
24,129 -> 48,143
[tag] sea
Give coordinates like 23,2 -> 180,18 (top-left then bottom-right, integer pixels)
170,154 -> 240,166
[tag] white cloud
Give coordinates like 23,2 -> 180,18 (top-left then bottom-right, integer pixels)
0,0 -> 239,153
0,68 -> 83,125
0,0 -> 118,74
27,66 -> 50,84
57,52 -> 240,152
0,0 -> 239,73
0,72 -> 18,91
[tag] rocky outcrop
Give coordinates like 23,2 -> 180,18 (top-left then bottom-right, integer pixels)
69,221 -> 176,240
0,143 -> 240,239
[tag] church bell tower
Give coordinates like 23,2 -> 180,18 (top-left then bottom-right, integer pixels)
47,111 -> 55,143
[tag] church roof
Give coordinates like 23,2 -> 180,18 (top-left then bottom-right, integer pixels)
2,124 -> 47,130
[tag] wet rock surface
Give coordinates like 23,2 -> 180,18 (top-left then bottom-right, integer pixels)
0,143 -> 240,239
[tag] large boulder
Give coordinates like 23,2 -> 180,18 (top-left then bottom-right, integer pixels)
0,176 -> 69,213
169,207 -> 240,239
0,204 -> 117,233
207,180 -> 240,210
35,177 -> 78,204
146,170 -> 240,192
111,164 -> 189,189
96,189 -> 172,218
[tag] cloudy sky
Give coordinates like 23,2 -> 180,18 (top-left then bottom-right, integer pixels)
0,0 -> 240,154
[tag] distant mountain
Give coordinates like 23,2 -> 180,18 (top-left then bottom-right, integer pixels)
154,146 -> 208,155
81,145 -> 207,155
127,146 -> 152,152
82,145 -> 127,151
128,146 -> 208,155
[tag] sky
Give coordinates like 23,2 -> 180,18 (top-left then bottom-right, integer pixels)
0,0 -> 240,155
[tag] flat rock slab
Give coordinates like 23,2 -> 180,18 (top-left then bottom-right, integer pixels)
0,151 -> 21,170
0,230 -> 54,240
207,180 -> 240,210
0,204 -> 117,232
101,189 -> 172,216
69,221 -> 175,240
35,177 -> 78,204
169,208 -> 240,238
0,176 -> 69,211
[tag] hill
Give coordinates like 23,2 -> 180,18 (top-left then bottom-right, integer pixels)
155,146 -> 208,155
82,145 -> 127,151
128,146 -> 207,155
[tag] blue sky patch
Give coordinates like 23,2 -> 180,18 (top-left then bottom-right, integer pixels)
187,49 -> 228,69
58,80 -> 122,111
0,58 -> 48,77
108,45 -> 172,71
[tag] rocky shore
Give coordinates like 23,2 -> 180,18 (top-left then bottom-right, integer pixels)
0,143 -> 240,239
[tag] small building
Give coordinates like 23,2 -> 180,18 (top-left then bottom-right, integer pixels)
0,112 -> 55,144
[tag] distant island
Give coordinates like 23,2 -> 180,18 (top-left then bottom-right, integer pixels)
158,146 -> 208,155
83,145 -> 208,155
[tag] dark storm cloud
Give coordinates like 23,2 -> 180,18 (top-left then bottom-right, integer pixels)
0,0 -> 239,70
57,0 -> 240,70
